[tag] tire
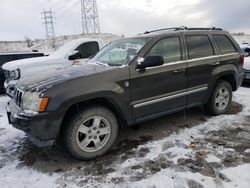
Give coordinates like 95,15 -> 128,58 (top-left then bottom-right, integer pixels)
63,106 -> 119,160
204,80 -> 232,116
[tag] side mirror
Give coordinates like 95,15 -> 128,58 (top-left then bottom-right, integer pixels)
136,56 -> 164,69
68,50 -> 81,60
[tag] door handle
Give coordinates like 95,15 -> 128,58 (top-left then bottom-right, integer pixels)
172,69 -> 185,74
211,62 -> 220,66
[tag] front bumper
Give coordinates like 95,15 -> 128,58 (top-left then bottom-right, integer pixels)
7,99 -> 64,146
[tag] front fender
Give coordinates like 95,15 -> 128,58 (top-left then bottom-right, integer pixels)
43,69 -> 132,123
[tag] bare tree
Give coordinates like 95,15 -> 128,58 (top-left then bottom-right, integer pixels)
24,36 -> 33,48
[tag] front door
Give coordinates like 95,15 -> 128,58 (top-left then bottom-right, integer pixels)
129,35 -> 187,121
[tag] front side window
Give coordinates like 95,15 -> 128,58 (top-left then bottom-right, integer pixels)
91,38 -> 149,66
186,35 -> 214,59
147,37 -> 182,63
213,35 -> 236,54
76,41 -> 99,59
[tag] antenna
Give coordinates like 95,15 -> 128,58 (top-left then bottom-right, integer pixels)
81,0 -> 100,34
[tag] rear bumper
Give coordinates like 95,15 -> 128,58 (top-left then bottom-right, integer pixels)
7,99 -> 64,146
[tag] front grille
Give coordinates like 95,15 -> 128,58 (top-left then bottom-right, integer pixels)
13,88 -> 23,107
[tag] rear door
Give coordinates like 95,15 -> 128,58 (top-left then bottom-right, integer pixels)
184,32 -> 220,106
130,34 -> 187,121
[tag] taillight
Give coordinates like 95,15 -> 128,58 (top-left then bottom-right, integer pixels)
240,55 -> 244,67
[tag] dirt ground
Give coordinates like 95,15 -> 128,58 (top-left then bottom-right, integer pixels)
8,102 -> 245,183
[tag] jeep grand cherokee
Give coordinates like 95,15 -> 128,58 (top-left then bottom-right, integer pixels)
7,27 -> 244,160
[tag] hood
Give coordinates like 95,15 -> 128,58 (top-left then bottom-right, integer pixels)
244,56 -> 250,70
17,58 -> 89,78
2,56 -> 62,71
17,62 -> 113,92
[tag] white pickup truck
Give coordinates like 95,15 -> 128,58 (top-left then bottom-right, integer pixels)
3,38 -> 106,96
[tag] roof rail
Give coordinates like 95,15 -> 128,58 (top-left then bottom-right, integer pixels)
186,27 -> 223,31
143,26 -> 186,34
142,26 -> 223,34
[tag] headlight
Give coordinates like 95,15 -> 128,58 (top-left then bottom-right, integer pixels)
8,69 -> 20,80
21,91 -> 49,112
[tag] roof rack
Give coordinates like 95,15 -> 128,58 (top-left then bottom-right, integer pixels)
186,27 -> 223,31
143,27 -> 186,34
143,26 -> 223,34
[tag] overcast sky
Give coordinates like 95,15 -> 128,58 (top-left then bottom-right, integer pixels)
0,0 -> 249,41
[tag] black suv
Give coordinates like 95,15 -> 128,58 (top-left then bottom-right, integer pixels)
7,27 -> 244,160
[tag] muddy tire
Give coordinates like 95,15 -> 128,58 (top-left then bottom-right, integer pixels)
63,106 -> 119,160
205,80 -> 232,116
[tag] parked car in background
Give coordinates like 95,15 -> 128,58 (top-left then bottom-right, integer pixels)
7,27 -> 244,160
2,38 -> 105,96
241,44 -> 250,83
0,52 -> 44,94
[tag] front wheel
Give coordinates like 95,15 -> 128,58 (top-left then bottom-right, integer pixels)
205,80 -> 232,116
63,106 -> 119,160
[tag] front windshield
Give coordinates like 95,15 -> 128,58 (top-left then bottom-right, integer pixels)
91,38 -> 150,66
50,40 -> 78,58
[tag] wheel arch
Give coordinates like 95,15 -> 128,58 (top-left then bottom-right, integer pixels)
59,97 -> 128,137
217,73 -> 237,91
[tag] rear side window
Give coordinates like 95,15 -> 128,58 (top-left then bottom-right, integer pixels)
186,35 -> 214,59
213,35 -> 236,54
147,37 -> 182,63
76,41 -> 99,59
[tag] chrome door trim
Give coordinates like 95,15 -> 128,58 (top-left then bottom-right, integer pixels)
133,85 -> 208,109
140,52 -> 238,71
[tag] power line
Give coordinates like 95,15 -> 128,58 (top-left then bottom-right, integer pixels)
41,9 -> 56,40
81,0 -> 100,34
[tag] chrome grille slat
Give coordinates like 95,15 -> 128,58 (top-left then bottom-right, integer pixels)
14,88 -> 23,107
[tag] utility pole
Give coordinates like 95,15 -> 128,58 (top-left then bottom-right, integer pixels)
81,0 -> 100,34
41,9 -> 56,47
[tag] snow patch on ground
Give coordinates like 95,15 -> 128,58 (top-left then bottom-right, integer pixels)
0,96 -> 58,188
206,154 -> 221,163
0,161 -> 58,188
97,87 -> 250,187
244,149 -> 250,153
220,164 -> 250,188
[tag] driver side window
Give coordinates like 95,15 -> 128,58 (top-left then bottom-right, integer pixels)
76,41 -> 99,59
147,37 -> 182,63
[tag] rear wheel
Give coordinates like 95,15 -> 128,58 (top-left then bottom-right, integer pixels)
205,80 -> 232,115
64,106 -> 119,160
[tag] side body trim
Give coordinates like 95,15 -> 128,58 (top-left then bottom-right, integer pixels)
133,85 -> 208,109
